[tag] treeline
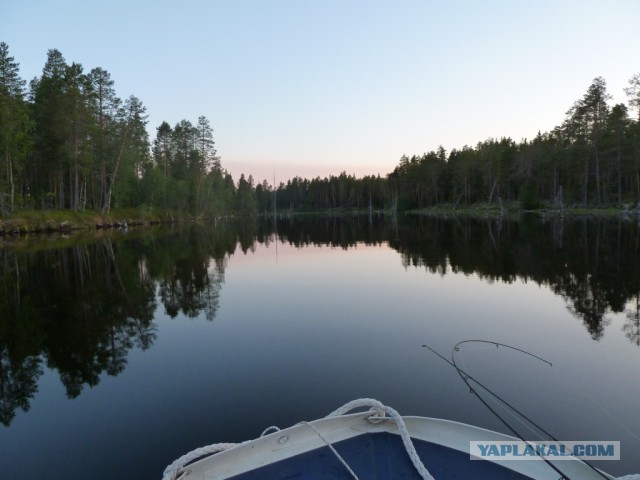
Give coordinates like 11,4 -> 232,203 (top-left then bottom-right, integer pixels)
0,43 -> 252,215
3,41 -> 640,215
255,172 -> 387,213
390,75 -> 640,210
267,75 -> 640,213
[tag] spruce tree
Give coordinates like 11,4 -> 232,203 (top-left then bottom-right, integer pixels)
0,42 -> 31,211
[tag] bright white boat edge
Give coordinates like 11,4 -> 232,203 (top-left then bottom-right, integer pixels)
178,411 -> 614,480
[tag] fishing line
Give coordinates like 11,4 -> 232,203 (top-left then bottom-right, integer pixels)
578,382 -> 640,445
454,345 -> 553,442
453,340 -> 559,442
423,341 -> 610,480
423,343 -> 570,479
453,341 -> 613,480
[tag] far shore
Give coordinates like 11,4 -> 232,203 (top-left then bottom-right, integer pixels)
2,203 -> 640,238
405,202 -> 640,219
0,208 -> 209,236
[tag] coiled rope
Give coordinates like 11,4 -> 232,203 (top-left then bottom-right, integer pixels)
326,398 -> 435,480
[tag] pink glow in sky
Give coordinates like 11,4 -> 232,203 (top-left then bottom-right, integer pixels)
3,0 -> 639,183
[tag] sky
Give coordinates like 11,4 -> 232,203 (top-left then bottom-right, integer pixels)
2,0 -> 639,183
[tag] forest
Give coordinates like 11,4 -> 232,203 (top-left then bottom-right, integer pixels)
0,43 -> 248,216
272,75 -> 640,212
1,42 -> 640,216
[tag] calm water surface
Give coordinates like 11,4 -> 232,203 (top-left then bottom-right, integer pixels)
1,215 -> 639,479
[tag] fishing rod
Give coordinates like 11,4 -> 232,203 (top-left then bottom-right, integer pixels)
452,341 -> 560,444
423,341 -> 610,480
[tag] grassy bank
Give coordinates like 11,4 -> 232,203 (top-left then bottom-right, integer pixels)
406,202 -> 640,219
3,202 -> 639,236
0,208 -> 202,235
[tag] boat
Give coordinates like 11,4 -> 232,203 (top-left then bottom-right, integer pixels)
161,398 -> 635,480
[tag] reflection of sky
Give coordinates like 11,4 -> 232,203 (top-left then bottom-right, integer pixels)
223,240 -> 640,475
224,241 -> 640,468
2,240 -> 639,479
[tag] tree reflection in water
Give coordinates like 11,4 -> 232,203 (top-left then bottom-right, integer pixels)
1,215 -> 639,426
0,224 -> 235,425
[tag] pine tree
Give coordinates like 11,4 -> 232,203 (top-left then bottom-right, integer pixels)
31,49 -> 69,208
625,74 -> 640,123
196,116 -> 218,171
88,67 -> 120,209
61,61 -> 94,210
0,42 -> 31,212
102,95 -> 148,213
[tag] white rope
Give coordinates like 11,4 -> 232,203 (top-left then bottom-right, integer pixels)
327,398 -> 435,480
260,426 -> 281,436
162,442 -> 237,480
616,476 -> 640,479
327,398 -> 385,418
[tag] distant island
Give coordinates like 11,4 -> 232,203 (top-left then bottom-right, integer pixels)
1,42 -> 640,233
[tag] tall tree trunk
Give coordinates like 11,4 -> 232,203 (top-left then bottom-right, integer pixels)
617,133 -> 622,206
488,178 -> 497,205
636,163 -> 640,204
102,121 -> 130,214
636,141 -> 640,204
73,163 -> 79,211
595,148 -> 601,206
100,161 -> 107,211
6,149 -> 15,211
68,166 -> 72,210
583,158 -> 589,206
59,172 -> 65,209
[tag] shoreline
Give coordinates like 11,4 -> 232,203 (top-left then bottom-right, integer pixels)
0,208 -> 207,236
2,204 -> 640,237
405,203 -> 640,219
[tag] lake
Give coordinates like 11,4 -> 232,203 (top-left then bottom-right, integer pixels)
1,214 -> 639,479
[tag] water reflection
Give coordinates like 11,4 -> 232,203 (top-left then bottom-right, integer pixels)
0,214 -> 639,426
269,214 -> 640,344
624,296 -> 640,346
0,225 -> 235,425
389,215 -> 640,343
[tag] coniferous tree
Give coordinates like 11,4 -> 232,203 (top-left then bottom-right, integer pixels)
30,49 -> 68,208
625,74 -> 640,123
88,67 -> 120,209
0,42 -> 31,212
197,116 -> 218,171
61,61 -> 93,211
625,74 -> 640,202
102,95 -> 148,213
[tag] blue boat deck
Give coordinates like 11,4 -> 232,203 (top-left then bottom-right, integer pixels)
229,431 -> 534,479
